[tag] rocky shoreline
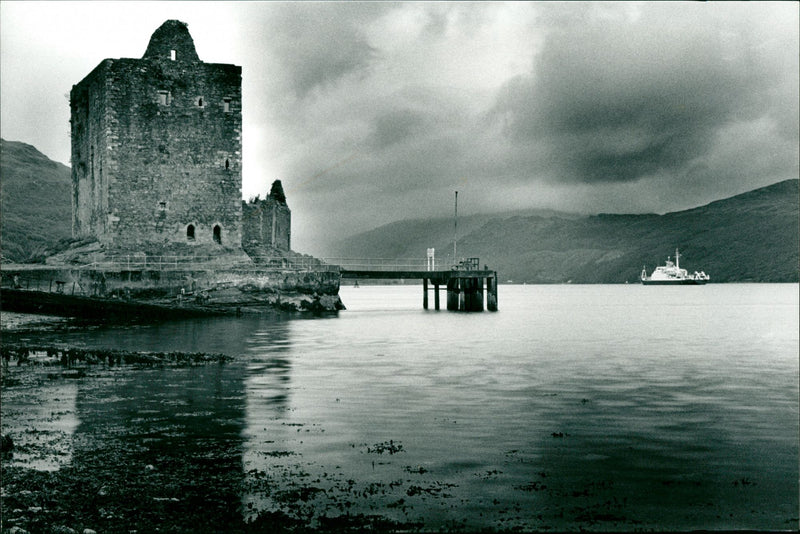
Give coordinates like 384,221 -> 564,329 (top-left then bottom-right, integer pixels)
2,245 -> 347,319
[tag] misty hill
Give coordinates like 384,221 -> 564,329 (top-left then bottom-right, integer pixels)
319,208 -> 580,260
327,180 -> 799,283
1,139 -> 72,262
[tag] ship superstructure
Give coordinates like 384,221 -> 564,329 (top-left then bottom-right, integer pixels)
641,249 -> 710,285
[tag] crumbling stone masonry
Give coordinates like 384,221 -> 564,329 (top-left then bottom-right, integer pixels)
242,180 -> 291,251
70,20 -> 242,248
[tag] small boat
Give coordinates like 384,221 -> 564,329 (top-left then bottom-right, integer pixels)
353,280 -> 360,288
641,249 -> 709,285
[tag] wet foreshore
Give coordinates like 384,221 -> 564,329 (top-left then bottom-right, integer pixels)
0,347 -> 421,534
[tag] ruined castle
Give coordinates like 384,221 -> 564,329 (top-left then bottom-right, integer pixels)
70,20 -> 289,252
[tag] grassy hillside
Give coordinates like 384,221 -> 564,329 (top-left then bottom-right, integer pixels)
328,180 -> 800,283
1,139 -> 73,262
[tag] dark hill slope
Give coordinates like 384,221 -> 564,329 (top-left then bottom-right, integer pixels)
323,208 -> 581,262
1,139 -> 73,262
330,180 -> 799,283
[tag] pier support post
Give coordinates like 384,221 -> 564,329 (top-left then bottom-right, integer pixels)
434,283 -> 440,310
463,277 -> 484,312
423,278 -> 428,309
474,277 -> 484,312
486,274 -> 498,311
446,278 -> 459,310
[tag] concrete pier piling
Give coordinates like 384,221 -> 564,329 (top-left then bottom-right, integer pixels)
486,276 -> 498,312
446,278 -> 459,311
340,260 -> 498,312
437,271 -> 497,312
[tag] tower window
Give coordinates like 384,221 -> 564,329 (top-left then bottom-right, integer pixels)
197,97 -> 204,107
225,159 -> 230,170
223,98 -> 231,113
187,224 -> 195,241
170,49 -> 177,61
158,91 -> 171,106
213,225 -> 222,244
158,201 -> 167,210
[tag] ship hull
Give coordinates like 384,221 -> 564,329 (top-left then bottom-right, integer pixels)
641,279 -> 708,285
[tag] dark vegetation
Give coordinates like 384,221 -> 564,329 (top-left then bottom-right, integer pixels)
329,180 -> 800,283
270,179 -> 287,204
1,344 -> 233,370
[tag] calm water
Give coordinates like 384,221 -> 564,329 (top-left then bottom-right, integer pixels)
3,284 -> 798,530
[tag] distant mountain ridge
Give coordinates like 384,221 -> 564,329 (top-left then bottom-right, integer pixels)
1,139 -> 72,262
1,139 -> 798,282
327,179 -> 800,283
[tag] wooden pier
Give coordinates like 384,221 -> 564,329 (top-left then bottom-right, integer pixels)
340,261 -> 498,312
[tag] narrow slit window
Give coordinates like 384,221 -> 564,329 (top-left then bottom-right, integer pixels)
223,98 -> 231,113
213,225 -> 222,244
225,159 -> 230,170
197,97 -> 204,107
170,49 -> 177,61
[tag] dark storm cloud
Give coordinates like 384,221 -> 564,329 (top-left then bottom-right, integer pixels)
265,3 -> 385,98
366,86 -> 468,151
371,108 -> 429,150
490,4 -> 797,184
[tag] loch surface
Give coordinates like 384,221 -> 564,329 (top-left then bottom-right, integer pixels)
3,284 -> 798,530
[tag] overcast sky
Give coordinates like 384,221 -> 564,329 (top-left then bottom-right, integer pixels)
1,2 -> 797,255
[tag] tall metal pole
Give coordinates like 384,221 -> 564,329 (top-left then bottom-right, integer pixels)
453,191 -> 458,265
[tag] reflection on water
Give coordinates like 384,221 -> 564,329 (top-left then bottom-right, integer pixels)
68,363 -> 248,529
245,321 -> 295,413
242,320 -> 296,516
1,285 -> 797,530
17,315 -> 267,356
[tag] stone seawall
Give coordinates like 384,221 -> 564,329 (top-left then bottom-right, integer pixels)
1,266 -> 343,314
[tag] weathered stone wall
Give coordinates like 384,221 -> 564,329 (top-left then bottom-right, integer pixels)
242,197 -> 291,251
2,268 -> 340,299
71,61 -> 112,238
70,20 -> 242,249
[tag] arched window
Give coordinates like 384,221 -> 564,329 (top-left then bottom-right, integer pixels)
213,225 -> 222,244
225,159 -> 230,170
187,224 -> 195,241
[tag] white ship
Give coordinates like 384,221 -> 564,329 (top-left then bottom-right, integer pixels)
641,249 -> 709,285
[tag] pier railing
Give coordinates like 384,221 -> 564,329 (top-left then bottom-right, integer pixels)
72,256 -> 461,273
77,255 -> 340,272
320,258 -> 450,271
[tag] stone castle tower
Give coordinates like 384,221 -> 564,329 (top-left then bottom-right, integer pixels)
70,20 -> 243,248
